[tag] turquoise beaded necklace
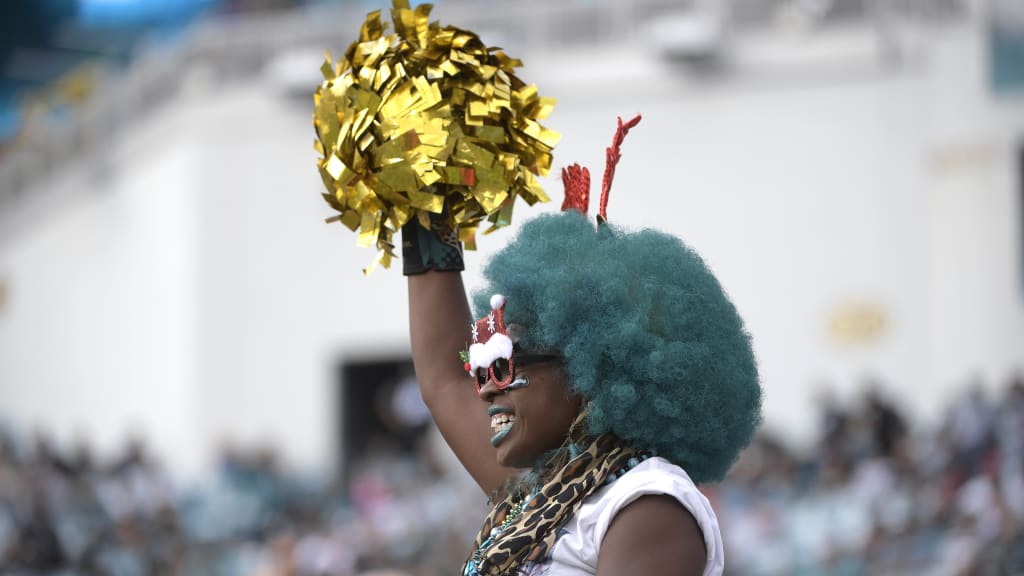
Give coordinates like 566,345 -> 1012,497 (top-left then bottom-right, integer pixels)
603,453 -> 650,486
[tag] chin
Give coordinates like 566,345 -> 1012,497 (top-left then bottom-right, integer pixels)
495,445 -> 531,469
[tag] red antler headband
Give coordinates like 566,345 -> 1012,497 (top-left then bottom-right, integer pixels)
560,114 -> 642,223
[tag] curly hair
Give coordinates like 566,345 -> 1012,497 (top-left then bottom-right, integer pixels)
473,210 -> 762,483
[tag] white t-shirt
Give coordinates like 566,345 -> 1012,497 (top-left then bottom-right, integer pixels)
515,457 -> 724,576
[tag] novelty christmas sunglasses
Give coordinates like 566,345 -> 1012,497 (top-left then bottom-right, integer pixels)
474,352 -> 563,394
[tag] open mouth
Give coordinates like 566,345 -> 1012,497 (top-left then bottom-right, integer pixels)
489,408 -> 516,446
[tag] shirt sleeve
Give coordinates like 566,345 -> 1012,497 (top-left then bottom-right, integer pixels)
574,457 -> 725,576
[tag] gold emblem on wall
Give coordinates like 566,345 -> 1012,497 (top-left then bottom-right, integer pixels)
828,301 -> 888,347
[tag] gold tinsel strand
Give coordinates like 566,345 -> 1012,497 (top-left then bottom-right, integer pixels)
313,0 -> 560,274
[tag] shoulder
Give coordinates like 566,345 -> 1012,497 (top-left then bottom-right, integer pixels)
597,494 -> 706,576
577,458 -> 724,576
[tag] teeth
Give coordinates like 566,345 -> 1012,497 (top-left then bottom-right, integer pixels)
490,413 -> 516,432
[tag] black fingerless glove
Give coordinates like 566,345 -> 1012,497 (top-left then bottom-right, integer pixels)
402,211 -> 464,275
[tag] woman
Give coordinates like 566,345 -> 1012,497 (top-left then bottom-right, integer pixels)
314,4 -> 761,573
400,124 -> 760,576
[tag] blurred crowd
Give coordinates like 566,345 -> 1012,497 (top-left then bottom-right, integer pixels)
0,430 -> 484,576
2,374 -> 1024,576
716,374 -> 1024,576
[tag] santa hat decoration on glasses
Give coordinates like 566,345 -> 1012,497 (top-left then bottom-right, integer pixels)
464,294 -> 517,392
462,293 -> 566,394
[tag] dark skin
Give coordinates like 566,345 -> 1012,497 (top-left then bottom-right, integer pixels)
408,270 -> 707,575
597,495 -> 707,575
408,271 -> 516,493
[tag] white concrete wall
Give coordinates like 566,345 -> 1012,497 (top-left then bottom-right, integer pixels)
0,22 -> 1022,476
921,29 -> 1024,409
0,122 -> 202,475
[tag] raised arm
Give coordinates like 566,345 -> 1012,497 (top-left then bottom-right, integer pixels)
405,224 -> 519,496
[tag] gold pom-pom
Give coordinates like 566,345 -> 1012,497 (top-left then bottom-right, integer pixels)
313,0 -> 559,273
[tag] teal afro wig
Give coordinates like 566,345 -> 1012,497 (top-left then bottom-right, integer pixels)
473,210 -> 762,483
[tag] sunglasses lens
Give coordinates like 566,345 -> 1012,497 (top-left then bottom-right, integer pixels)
492,358 -> 509,382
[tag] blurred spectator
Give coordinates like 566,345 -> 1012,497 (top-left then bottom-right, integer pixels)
815,385 -> 850,483
863,382 -> 908,460
948,380 -> 996,478
996,376 -> 1024,519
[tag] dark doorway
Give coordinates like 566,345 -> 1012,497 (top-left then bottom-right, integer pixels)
337,357 -> 430,491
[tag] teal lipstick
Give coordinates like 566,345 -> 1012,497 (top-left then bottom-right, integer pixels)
491,423 -> 513,446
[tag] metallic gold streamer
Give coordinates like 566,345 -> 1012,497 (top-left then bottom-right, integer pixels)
313,0 -> 558,272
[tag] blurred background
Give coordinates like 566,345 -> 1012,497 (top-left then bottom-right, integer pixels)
1,0 -> 1023,574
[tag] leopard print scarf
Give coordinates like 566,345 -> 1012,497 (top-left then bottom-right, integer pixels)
462,420 -> 646,576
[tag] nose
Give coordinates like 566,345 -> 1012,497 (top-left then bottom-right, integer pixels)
477,375 -> 503,402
